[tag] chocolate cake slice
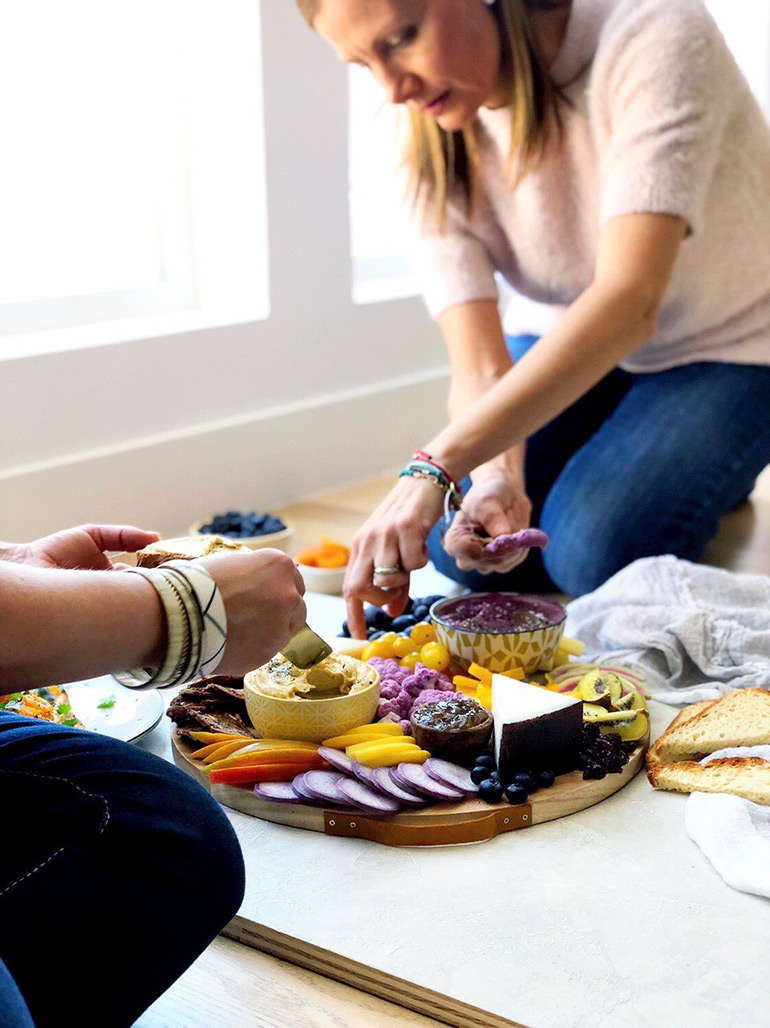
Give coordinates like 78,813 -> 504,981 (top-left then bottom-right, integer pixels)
492,676 -> 582,777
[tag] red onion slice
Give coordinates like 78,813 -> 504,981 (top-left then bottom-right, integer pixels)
370,767 -> 430,806
424,759 -> 477,795
336,778 -> 402,814
391,763 -> 465,800
254,782 -> 301,804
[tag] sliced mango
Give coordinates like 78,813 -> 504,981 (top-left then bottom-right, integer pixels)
355,747 -> 430,768
475,682 -> 492,710
323,727 -> 404,749
187,731 -> 253,744
559,636 -> 586,657
193,739 -> 254,763
345,737 -> 419,761
203,747 -> 322,773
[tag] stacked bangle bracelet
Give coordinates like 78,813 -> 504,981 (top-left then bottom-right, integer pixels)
114,560 -> 227,689
399,451 -> 463,515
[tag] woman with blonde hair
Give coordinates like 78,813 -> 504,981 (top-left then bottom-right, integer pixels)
297,0 -> 770,637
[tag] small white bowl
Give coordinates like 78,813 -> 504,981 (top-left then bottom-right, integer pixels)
189,519 -> 294,552
298,562 -> 347,595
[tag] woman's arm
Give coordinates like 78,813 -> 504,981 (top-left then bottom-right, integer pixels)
428,213 -> 687,479
0,563 -> 166,690
344,211 -> 687,635
0,549 -> 308,691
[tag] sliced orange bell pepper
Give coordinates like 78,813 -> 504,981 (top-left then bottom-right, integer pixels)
209,763 -> 320,786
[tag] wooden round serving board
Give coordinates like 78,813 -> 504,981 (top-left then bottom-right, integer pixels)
172,727 -> 650,848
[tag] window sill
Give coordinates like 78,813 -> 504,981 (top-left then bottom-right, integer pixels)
0,305 -> 269,363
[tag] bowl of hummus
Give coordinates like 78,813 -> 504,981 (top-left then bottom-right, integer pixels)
244,653 -> 380,742
430,592 -> 567,675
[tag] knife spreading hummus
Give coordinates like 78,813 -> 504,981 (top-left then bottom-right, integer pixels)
250,653 -> 377,701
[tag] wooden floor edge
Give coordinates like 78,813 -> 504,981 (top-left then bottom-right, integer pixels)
222,918 -> 527,1028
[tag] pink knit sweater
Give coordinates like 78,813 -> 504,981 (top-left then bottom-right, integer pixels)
408,0 -> 770,372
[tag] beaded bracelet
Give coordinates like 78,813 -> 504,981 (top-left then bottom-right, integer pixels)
399,460 -> 463,514
412,450 -> 462,495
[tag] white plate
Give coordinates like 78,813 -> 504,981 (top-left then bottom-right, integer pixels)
65,677 -> 165,743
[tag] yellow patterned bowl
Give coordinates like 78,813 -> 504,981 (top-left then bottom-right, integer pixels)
430,593 -> 567,675
243,658 -> 380,743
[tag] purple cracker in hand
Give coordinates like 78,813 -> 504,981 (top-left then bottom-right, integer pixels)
484,528 -> 549,557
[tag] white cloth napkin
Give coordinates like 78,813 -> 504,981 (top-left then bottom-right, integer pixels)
684,746 -> 770,899
564,555 -> 770,704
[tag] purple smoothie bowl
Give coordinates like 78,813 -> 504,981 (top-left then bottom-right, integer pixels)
430,593 -> 567,675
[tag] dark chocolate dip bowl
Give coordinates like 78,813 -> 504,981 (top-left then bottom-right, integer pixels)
430,593 -> 567,675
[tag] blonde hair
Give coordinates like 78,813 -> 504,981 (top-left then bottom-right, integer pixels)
408,0 -> 569,225
296,0 -> 569,225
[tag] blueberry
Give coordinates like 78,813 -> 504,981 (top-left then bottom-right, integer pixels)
421,594 -> 446,608
470,766 -> 491,786
473,754 -> 497,771
338,621 -> 351,638
403,597 -> 415,614
390,615 -> 417,632
364,606 -> 391,630
488,771 -> 503,783
505,785 -> 529,805
478,779 -> 504,804
537,770 -> 556,788
368,630 -> 385,641
513,771 -> 538,793
412,604 -> 429,621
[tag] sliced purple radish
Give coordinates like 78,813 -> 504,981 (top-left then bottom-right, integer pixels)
336,777 -> 402,815
370,767 -> 430,806
351,761 -> 377,786
302,770 -> 356,805
291,773 -> 331,805
391,763 -> 465,801
485,528 -> 549,556
318,747 -> 356,774
254,782 -> 301,804
424,759 -> 477,795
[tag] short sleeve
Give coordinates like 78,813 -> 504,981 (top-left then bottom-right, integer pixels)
403,188 -> 500,320
594,0 -> 733,236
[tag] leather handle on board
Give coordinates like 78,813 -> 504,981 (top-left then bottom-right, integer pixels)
323,805 -> 533,846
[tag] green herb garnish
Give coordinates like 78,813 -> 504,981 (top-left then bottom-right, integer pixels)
97,696 -> 117,710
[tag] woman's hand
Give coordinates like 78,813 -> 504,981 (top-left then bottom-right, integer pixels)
0,525 -> 160,571
443,472 -> 533,574
201,548 -> 307,675
344,477 -> 446,639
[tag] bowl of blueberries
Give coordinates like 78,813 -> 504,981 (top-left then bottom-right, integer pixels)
190,510 -> 294,551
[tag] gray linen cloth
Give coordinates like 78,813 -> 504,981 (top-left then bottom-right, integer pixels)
564,556 -> 770,704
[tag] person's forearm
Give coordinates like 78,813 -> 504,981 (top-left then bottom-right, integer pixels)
440,301 -> 526,486
0,564 -> 165,690
427,280 -> 659,481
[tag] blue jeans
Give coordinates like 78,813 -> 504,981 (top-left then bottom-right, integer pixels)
0,712 -> 245,1028
428,335 -> 770,596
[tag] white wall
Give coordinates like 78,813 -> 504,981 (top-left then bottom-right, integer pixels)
0,1 -> 449,540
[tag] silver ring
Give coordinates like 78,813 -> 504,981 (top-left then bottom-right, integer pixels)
373,564 -> 403,576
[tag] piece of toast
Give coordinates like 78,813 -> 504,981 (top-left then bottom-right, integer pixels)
648,756 -> 770,805
136,535 -> 245,568
650,689 -> 770,767
646,699 -> 715,775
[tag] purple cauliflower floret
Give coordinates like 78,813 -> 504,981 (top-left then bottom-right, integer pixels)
400,720 -> 413,735
395,689 -> 414,716
409,689 -> 453,719
377,699 -> 400,719
379,679 -> 401,700
400,675 -> 423,698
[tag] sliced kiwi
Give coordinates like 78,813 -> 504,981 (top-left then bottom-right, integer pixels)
575,670 -> 625,707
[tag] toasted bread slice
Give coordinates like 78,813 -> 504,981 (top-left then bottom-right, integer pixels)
651,689 -> 770,766
136,535 -> 245,568
649,756 -> 770,805
646,699 -> 715,776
